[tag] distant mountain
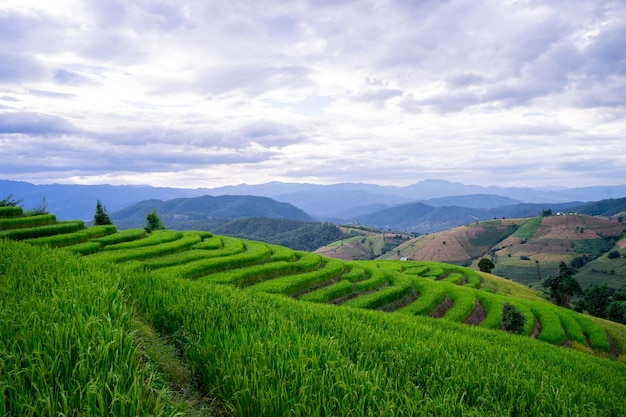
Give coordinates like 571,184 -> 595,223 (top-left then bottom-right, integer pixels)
110,195 -> 314,229
3,179 -> 626,221
352,201 -> 582,234
420,194 -> 521,209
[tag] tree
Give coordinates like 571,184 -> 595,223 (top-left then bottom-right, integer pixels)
145,209 -> 164,232
542,261 -> 582,307
581,283 -> 610,318
0,194 -> 22,207
608,250 -> 620,259
478,258 -> 495,273
501,302 -> 525,334
93,200 -> 112,225
606,302 -> 626,324
541,209 -> 552,217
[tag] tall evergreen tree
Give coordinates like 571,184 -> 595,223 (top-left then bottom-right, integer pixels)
94,200 -> 112,225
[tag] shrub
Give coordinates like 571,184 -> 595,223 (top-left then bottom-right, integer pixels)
0,206 -> 23,218
501,302 -> 525,334
608,250 -> 620,259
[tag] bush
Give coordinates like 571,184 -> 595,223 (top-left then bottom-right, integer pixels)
608,250 -> 620,259
501,302 -> 525,334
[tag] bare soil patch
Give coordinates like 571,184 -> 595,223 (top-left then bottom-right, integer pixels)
429,295 -> 454,318
463,299 -> 486,326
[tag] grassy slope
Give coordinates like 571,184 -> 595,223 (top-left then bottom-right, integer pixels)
3,211 -> 626,416
3,238 -> 625,416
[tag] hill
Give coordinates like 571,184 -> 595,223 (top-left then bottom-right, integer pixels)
209,217 -> 348,252
110,194 -> 314,228
2,206 -> 626,415
314,226 -> 413,260
377,218 -> 527,263
492,214 -> 626,288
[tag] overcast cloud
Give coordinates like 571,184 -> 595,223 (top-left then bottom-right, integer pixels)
1,0 -> 625,188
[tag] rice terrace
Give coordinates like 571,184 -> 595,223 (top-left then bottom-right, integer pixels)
2,205 -> 626,416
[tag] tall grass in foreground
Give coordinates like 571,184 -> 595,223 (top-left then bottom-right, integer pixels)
128,266 -> 626,417
0,240 -> 172,416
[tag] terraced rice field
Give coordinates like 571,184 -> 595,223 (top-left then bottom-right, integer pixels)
1,208 -> 621,356
3,207 -> 626,416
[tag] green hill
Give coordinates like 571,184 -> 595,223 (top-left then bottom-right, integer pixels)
2,207 -> 626,416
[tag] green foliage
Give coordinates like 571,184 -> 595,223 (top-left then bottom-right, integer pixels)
145,209 -> 164,233
608,250 -> 620,259
571,238 -> 615,258
0,240 -> 172,416
582,283 -> 611,318
0,206 -> 23,218
103,230 -> 182,251
125,266 -> 626,416
0,194 -> 22,207
543,262 -> 582,307
25,224 -> 117,248
93,199 -> 112,225
512,217 -> 542,239
478,258 -> 495,273
92,228 -> 146,246
501,302 -> 525,334
212,217 -> 346,251
606,302 -> 626,324
0,213 -> 57,230
0,220 -> 83,240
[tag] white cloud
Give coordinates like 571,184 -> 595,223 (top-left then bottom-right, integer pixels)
0,0 -> 625,189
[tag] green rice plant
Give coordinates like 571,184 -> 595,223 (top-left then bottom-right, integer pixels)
193,236 -> 223,250
269,244 -> 296,262
443,284 -> 477,323
299,279 -> 354,303
442,272 -> 463,284
463,269 -> 482,288
92,234 -> 201,263
91,228 -> 146,246
0,239 -> 173,416
124,268 -> 626,417
201,261 -> 296,286
66,240 -> 103,255
151,240 -> 272,280
185,230 -> 213,239
528,302 -> 566,345
0,206 -> 23,218
474,291 -> 504,329
248,258 -> 346,295
0,213 -> 56,230
398,277 -> 445,316
103,230 -> 182,251
340,265 -> 366,282
555,309 -> 586,344
292,251 -> 323,272
0,220 -> 83,240
575,314 -> 610,352
25,224 -> 117,247
354,265 -> 386,292
423,263 -> 445,278
142,249 -> 224,270
342,271 -> 413,309
402,264 -> 430,276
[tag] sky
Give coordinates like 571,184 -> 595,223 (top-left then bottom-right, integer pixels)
1,0 -> 625,189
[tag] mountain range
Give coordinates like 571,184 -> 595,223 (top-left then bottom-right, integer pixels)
3,179 -> 626,222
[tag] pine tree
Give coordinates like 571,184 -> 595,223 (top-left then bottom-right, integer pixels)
94,200 -> 112,225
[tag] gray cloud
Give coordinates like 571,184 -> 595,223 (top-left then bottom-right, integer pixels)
0,112 -> 77,135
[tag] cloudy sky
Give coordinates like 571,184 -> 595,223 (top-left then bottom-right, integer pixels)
1,0 -> 625,189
